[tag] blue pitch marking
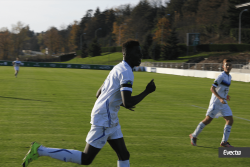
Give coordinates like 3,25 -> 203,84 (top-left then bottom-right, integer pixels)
190,105 -> 250,122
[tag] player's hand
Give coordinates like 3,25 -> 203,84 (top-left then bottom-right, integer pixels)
226,95 -> 231,101
120,103 -> 135,111
219,98 -> 226,104
145,79 -> 156,94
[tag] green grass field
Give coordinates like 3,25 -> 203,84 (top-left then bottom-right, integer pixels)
0,66 -> 250,167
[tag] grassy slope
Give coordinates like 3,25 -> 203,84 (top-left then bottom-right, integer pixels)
0,66 -> 250,167
60,52 -> 241,65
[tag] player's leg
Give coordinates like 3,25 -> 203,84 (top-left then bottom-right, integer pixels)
108,138 -> 130,167
22,142 -> 101,166
81,143 -> 101,165
37,145 -> 83,164
22,125 -> 105,166
16,70 -> 19,76
190,115 -> 213,146
202,115 -> 213,125
220,116 -> 234,147
14,68 -> 17,77
220,105 -> 233,147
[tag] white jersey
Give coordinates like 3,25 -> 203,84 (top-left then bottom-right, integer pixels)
13,61 -> 21,67
209,71 -> 231,105
90,61 -> 134,127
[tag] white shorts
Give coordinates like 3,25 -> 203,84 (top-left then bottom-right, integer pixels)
14,67 -> 19,71
206,102 -> 232,118
86,123 -> 123,149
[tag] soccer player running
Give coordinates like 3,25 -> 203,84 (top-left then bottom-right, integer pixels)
12,57 -> 21,78
189,59 -> 234,147
22,40 -> 156,167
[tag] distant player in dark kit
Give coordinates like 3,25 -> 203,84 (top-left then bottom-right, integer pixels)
189,59 -> 234,147
22,40 -> 156,167
12,57 -> 21,78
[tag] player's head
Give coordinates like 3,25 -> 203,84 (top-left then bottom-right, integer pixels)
122,40 -> 142,67
222,59 -> 232,73
16,57 -> 19,60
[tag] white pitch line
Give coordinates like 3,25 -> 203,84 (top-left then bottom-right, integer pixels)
190,105 -> 250,122
233,116 -> 250,122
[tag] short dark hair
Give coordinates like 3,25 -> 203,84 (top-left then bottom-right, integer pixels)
223,59 -> 231,64
122,40 -> 140,57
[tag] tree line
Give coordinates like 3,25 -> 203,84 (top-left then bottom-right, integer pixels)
0,0 -> 249,61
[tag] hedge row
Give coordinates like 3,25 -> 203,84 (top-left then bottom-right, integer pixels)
100,44 -> 250,54
101,46 -> 122,53
178,44 -> 250,52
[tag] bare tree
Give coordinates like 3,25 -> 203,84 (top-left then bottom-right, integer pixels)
44,27 -> 62,55
0,28 -> 11,60
11,21 -> 30,56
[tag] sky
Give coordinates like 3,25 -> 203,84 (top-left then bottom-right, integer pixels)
0,0 -> 143,33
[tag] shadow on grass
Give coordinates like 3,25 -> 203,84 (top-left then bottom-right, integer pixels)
23,78 -> 58,82
0,96 -> 52,102
197,146 -> 218,150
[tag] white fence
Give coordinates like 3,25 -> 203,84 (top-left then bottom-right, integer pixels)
144,67 -> 250,82
141,62 -> 250,71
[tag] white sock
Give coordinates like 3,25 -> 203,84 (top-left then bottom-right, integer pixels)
117,160 -> 130,167
192,122 -> 206,138
222,124 -> 232,142
37,146 -> 82,165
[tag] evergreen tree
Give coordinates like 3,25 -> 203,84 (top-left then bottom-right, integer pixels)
165,0 -> 186,25
94,7 -> 101,17
182,0 -> 200,14
162,28 -> 180,60
81,42 -> 88,58
142,32 -> 153,59
88,38 -> 101,57
129,0 -> 158,42
80,34 -> 88,58
149,42 -> 161,60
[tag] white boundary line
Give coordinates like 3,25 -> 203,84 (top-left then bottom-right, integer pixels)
190,105 -> 250,122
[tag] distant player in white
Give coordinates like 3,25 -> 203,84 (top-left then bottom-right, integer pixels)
189,59 -> 234,147
22,40 -> 156,167
12,57 -> 21,77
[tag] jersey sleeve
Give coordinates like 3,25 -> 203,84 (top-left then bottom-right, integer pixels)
212,74 -> 223,88
119,71 -> 133,92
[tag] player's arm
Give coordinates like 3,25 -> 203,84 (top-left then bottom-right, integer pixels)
96,83 -> 104,98
210,86 -> 226,104
121,79 -> 156,109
